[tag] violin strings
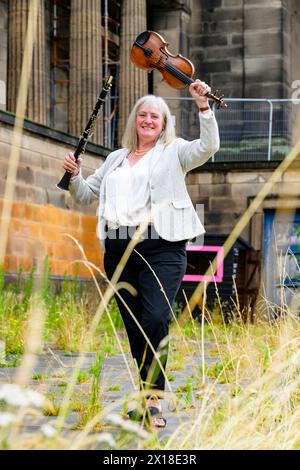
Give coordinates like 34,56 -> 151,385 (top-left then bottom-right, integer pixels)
136,45 -> 220,102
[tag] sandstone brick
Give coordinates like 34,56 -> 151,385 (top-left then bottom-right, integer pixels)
202,34 -> 228,47
42,205 -> 63,225
203,60 -> 231,73
245,57 -> 283,82
245,31 -> 282,56
232,33 -> 243,45
227,172 -> 259,183
17,165 -> 35,184
34,170 -> 58,188
209,19 -> 243,34
25,204 -> 44,222
12,201 -> 26,219
50,259 -> 71,277
223,0 -> 243,5
24,186 -> 48,205
203,8 -> 242,22
199,183 -> 232,197
0,141 -> 10,159
231,182 -> 265,197
11,255 -> 33,274
41,224 -> 64,242
83,247 -> 101,265
212,173 -> 226,184
210,196 -> 248,212
244,6 -> 281,31
187,173 -> 212,184
277,182 -> 300,196
45,189 -> 66,209
188,184 -> 200,200
282,170 -> 300,182
244,82 -> 283,99
81,231 -> 99,247
4,254 -> 18,272
50,243 -> 77,260
81,215 -> 97,232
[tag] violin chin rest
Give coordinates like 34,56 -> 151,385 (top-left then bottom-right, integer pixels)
136,31 -> 151,46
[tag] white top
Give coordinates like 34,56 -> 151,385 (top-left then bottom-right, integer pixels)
104,149 -> 153,228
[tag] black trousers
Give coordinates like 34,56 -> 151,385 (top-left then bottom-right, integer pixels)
104,226 -> 187,392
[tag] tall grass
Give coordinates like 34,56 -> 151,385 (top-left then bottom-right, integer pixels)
1,257 -> 300,450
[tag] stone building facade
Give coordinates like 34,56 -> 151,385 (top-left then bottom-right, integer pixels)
0,0 -> 300,307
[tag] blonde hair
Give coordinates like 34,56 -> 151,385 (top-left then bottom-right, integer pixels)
121,95 -> 176,151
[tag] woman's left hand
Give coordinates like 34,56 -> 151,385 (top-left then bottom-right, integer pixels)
189,79 -> 211,110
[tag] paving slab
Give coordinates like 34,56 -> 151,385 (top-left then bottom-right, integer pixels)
0,344 -> 221,449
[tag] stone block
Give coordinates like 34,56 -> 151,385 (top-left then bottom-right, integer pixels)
24,185 -> 48,205
227,172 -> 259,184
223,0 -> 244,5
199,183 -> 232,197
209,19 -> 243,34
278,182 -> 300,196
44,189 -> 66,209
231,182 -> 265,197
232,33 -> 243,45
202,0 -> 222,8
245,57 -> 283,82
212,173 -> 226,184
210,196 -> 248,212
244,6 -> 281,30
0,159 -> 7,178
187,184 -> 200,200
282,170 -> 300,182
203,60 -> 231,73
205,211 -> 240,226
244,82 -> 283,99
34,170 -> 58,188
245,31 -> 282,56
202,34 -> 228,47
17,165 -> 35,185
202,46 -> 243,60
0,141 -> 10,159
187,172 -> 212,184
81,214 -> 97,232
203,7 -> 243,22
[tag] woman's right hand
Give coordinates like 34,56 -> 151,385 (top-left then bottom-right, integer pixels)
63,152 -> 82,176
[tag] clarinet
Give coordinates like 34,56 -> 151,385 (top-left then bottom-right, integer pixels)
56,75 -> 113,191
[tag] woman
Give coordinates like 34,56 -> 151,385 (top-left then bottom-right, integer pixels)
64,80 -> 220,428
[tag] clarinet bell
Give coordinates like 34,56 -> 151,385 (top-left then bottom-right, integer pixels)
56,170 -> 73,191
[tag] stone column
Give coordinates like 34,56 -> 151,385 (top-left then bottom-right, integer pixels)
118,0 -> 147,143
69,0 -> 102,144
7,0 -> 48,124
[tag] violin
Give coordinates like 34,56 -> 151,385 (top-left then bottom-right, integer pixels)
131,31 -> 227,109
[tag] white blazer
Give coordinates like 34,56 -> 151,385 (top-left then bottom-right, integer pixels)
69,111 -> 220,251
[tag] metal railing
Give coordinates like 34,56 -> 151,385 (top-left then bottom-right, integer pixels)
163,97 -> 300,163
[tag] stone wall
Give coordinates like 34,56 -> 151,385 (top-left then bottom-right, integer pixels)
189,0 -> 292,100
186,165 -> 300,252
0,0 -> 7,110
0,119 -> 106,278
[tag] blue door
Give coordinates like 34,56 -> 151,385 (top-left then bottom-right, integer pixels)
264,209 -> 300,309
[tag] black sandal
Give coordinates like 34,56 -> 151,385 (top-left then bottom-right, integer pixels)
146,406 -> 167,428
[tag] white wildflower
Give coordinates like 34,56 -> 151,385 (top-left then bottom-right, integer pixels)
96,432 -> 116,448
25,389 -> 45,408
0,412 -> 16,427
41,424 -> 56,438
0,384 -> 45,408
106,413 -> 149,439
